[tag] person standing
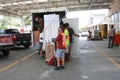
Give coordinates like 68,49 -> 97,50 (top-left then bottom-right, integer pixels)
63,23 -> 70,61
64,23 -> 79,61
65,23 -> 79,44
39,32 -> 44,58
107,25 -> 116,48
88,30 -> 92,40
54,27 -> 66,70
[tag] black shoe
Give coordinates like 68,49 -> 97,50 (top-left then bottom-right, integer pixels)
60,66 -> 65,69
54,67 -> 61,70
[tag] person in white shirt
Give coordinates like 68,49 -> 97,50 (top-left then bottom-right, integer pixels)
107,25 -> 116,48
39,32 -> 44,57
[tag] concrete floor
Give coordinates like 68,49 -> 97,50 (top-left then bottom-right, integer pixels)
0,38 -> 120,80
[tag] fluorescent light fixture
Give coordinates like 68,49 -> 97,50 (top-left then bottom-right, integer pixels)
48,0 -> 63,1
0,4 -> 5,6
13,2 -> 18,5
33,0 -> 48,2
24,1 -> 33,4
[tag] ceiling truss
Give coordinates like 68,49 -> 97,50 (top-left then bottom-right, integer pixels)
0,0 -> 113,17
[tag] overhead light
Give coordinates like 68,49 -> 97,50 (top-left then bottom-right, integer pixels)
33,0 -> 48,2
24,1 -> 33,4
13,2 -> 18,5
48,0 -> 63,1
0,4 -> 5,7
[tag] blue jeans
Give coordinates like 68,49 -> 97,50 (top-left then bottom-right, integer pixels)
108,37 -> 114,48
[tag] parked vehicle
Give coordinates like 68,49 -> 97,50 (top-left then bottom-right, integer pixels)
0,34 -> 14,56
80,31 -> 89,37
2,29 -> 31,48
0,29 -> 4,34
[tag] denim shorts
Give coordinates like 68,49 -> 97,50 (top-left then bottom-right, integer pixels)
55,48 -> 65,58
39,42 -> 43,51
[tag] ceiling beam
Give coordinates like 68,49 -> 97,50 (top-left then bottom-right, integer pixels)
0,10 -> 21,18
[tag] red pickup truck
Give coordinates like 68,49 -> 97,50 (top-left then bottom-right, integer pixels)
0,33 -> 14,56
3,29 -> 31,48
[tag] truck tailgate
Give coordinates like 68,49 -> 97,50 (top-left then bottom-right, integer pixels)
0,34 -> 14,46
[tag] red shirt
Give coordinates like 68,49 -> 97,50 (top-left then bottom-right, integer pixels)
56,33 -> 66,49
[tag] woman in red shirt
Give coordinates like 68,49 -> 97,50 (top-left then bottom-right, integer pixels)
54,27 -> 66,70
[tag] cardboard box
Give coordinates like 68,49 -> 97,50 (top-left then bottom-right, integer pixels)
45,42 -> 55,62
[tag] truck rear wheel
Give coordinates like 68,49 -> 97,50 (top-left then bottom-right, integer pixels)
2,49 -> 9,56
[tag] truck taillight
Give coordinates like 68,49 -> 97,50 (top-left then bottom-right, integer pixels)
13,35 -> 16,40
